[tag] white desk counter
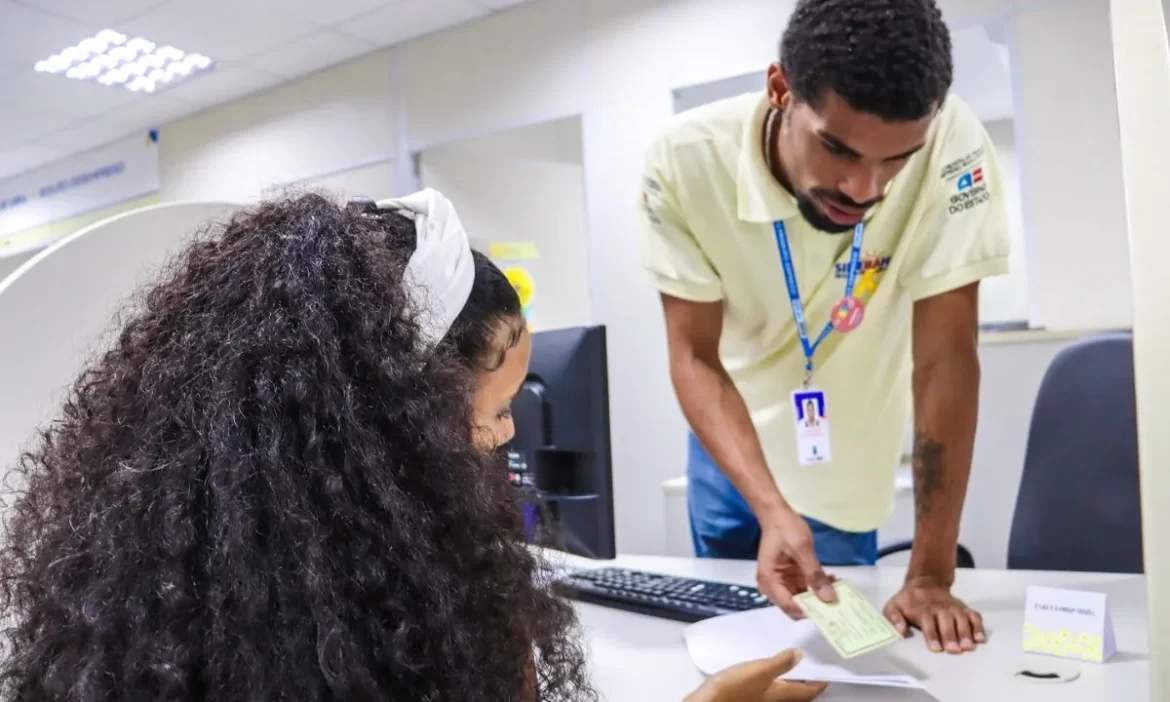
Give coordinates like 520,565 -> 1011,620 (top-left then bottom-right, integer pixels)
564,554 -> 1149,701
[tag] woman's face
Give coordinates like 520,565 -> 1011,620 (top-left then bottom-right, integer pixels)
471,322 -> 531,451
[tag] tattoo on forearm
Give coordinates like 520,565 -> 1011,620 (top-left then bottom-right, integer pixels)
912,431 -> 945,521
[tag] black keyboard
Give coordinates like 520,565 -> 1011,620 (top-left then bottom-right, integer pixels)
558,567 -> 771,623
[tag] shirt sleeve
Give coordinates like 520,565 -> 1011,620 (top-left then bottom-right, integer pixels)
898,101 -> 1012,301
636,132 -> 723,303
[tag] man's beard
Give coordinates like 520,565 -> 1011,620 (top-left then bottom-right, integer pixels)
764,108 -> 877,235
796,195 -> 853,234
795,190 -> 883,234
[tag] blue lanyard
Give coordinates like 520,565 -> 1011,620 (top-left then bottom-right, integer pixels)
772,220 -> 865,376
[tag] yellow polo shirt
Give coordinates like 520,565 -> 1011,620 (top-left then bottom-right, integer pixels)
638,92 -> 1010,532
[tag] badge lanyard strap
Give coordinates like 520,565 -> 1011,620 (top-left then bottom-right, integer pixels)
772,220 -> 865,386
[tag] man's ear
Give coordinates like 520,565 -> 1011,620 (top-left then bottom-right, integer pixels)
766,63 -> 791,111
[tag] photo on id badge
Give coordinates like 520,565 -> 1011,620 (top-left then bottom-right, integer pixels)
792,389 -> 831,465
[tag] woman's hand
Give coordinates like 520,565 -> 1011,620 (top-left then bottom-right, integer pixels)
684,649 -> 828,702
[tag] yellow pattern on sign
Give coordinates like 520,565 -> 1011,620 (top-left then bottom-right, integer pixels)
1022,624 -> 1105,662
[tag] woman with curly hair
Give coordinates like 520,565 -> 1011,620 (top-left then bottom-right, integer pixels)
0,188 -> 824,702
0,190 -> 589,702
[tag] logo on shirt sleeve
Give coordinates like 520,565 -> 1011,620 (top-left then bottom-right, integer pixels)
956,167 -> 983,191
940,146 -> 984,181
948,167 -> 990,215
641,177 -> 665,227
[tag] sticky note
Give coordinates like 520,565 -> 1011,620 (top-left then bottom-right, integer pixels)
1022,586 -> 1116,663
489,241 -> 540,261
794,581 -> 902,659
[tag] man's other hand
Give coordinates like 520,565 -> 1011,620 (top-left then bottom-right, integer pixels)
883,577 -> 985,654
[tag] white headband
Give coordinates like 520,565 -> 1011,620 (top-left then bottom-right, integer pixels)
374,188 -> 475,349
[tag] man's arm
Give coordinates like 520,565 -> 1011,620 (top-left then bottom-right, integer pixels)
884,99 -> 1006,652
638,134 -> 777,508
638,131 -> 830,612
882,281 -> 985,653
660,294 -> 834,613
660,294 -> 788,523
908,282 -> 980,581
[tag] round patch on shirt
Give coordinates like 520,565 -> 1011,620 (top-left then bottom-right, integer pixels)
830,296 -> 866,332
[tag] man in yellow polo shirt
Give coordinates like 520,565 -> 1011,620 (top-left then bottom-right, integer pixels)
638,0 -> 1009,655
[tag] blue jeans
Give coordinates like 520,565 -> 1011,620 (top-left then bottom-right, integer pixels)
686,433 -> 877,565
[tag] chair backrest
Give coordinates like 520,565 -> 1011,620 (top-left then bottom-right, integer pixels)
1007,332 -> 1143,573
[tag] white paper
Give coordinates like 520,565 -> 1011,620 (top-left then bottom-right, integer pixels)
683,607 -> 922,689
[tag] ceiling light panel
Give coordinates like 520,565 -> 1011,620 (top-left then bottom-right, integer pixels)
34,30 -> 213,94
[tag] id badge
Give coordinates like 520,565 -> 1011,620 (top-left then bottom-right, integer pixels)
792,388 -> 831,465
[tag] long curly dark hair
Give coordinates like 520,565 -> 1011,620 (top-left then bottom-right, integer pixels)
0,192 -> 594,702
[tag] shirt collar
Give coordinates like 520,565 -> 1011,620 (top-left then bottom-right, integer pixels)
736,93 -> 800,224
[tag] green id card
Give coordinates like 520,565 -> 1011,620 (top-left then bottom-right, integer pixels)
795,580 -> 903,659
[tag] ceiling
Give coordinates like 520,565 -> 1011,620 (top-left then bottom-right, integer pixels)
0,0 -> 534,181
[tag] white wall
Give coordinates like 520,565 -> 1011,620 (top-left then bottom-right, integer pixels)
1013,0 -> 1132,330
126,0 -> 1132,556
419,118 -> 592,332
979,119 -> 1029,325
418,117 -> 583,164
160,51 -> 399,202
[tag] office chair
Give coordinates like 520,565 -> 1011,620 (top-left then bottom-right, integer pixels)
876,540 -> 976,569
1006,332 -> 1143,573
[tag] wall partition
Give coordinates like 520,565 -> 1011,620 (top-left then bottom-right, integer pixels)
0,202 -> 239,475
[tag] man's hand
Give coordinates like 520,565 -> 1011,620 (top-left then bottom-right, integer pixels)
684,649 -> 828,702
756,509 -> 836,618
883,576 -> 985,654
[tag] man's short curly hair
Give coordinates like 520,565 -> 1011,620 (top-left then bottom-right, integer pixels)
0,193 -> 594,702
780,0 -> 954,121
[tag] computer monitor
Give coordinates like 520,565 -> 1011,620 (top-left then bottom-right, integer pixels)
507,324 -> 616,560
